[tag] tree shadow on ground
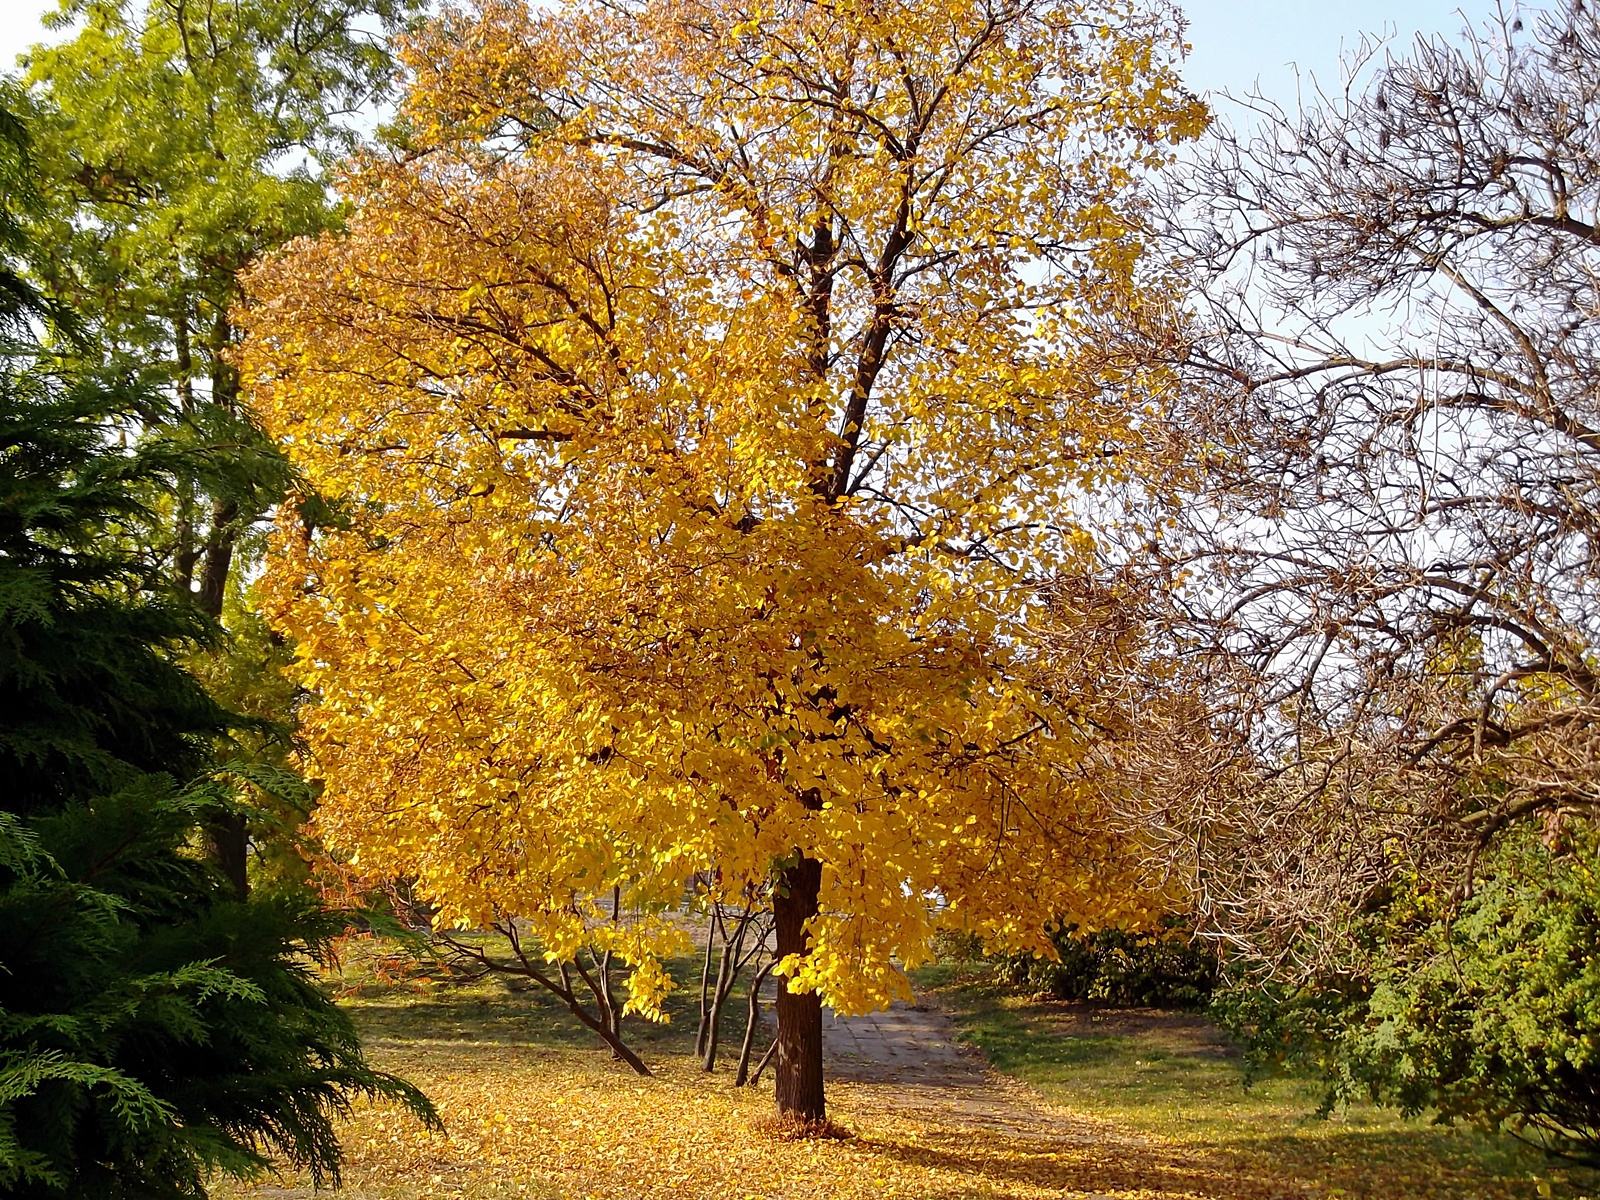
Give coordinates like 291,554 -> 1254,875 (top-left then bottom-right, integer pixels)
916,966 -> 1600,1200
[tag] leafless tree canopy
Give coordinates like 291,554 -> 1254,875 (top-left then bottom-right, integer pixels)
1158,1 -> 1600,975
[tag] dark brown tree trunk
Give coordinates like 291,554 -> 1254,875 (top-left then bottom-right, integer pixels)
772,854 -> 824,1121
199,316 -> 241,624
207,810 -> 249,900
196,498 -> 237,622
197,495 -> 245,897
173,301 -> 198,594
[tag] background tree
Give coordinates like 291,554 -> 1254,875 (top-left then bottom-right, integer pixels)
690,887 -> 771,1076
1159,0 -> 1600,1157
0,99 -> 438,1198
15,0 -> 424,894
244,0 -> 1204,1121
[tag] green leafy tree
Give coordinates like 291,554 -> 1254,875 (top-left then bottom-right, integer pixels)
0,101 -> 438,1200
14,0 -> 423,892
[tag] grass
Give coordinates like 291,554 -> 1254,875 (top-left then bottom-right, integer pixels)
326,935 -> 763,1062
211,945 -> 1600,1199
918,960 -> 1600,1200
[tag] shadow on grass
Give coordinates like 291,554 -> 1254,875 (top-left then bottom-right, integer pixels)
916,962 -> 1600,1200
340,951 -> 766,1065
858,1126 -> 1325,1200
298,950 -> 1600,1200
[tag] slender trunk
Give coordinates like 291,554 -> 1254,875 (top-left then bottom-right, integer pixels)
604,886 -> 623,1039
695,906 -> 720,1058
772,855 -> 825,1121
173,301 -> 197,593
198,319 -> 247,896
473,924 -> 651,1076
199,310 -> 240,623
702,909 -> 751,1073
587,949 -> 615,1038
175,298 -> 195,413
196,498 -> 238,621
562,972 -> 649,1076
735,957 -> 775,1087
749,1036 -> 779,1087
702,939 -> 732,1071
198,493 -> 245,899
599,949 -> 622,1040
174,491 -> 198,595
207,810 -> 249,900
571,953 -> 635,1068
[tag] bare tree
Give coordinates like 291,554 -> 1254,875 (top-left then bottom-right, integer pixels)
405,885 -> 653,1075
691,894 -> 772,1074
1161,1 -> 1600,974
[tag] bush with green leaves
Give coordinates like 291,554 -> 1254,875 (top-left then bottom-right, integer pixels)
999,921 -> 1218,1009
1214,825 -> 1600,1164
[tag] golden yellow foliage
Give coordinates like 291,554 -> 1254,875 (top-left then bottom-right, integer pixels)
242,0 -> 1206,1018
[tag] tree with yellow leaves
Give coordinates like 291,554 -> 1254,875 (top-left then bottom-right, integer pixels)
243,0 -> 1205,1120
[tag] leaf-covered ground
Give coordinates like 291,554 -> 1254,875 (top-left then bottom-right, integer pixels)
216,964 -> 1598,1200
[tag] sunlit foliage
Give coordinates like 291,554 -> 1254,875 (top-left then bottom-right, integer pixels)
244,0 -> 1205,1029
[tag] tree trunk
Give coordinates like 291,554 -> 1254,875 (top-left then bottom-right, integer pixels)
566,979 -> 650,1076
694,906 -> 720,1058
562,960 -> 650,1076
590,948 -> 620,1040
772,855 -> 824,1121
734,957 -> 775,1087
196,498 -> 238,622
702,909 -> 751,1073
702,933 -> 732,1071
469,923 -> 652,1076
603,887 -> 624,1039
207,810 -> 249,900
197,495 -> 245,898
748,1021 -> 779,1085
173,300 -> 198,594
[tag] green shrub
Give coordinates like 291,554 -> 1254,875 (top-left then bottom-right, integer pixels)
1213,825 -> 1600,1163
1000,921 -> 1219,1009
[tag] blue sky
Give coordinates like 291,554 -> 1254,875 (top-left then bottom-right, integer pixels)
1181,0 -> 1486,107
2,0 -> 1496,108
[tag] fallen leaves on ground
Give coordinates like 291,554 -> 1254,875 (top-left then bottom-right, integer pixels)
215,1038 -> 1499,1200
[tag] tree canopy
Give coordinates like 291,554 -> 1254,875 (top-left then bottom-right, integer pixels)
244,0 -> 1204,1118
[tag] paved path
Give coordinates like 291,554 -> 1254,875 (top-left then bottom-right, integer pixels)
812,993 -> 1148,1151
823,1002 -> 984,1086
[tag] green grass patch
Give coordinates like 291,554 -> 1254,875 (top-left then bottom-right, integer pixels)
330,936 -> 766,1067
918,961 -> 1600,1200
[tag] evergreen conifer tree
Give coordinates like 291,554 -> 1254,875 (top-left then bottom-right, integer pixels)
0,94 -> 438,1200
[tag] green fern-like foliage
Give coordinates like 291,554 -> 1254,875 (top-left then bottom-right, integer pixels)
0,103 -> 438,1199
